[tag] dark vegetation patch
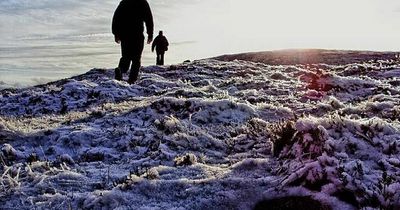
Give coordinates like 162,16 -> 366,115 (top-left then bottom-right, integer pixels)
268,120 -> 297,157
253,196 -> 331,210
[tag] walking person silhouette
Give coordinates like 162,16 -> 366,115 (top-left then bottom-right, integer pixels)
152,31 -> 169,65
112,0 -> 154,84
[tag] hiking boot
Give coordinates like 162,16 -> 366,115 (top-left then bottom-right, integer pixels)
115,68 -> 122,81
128,69 -> 140,84
127,77 -> 137,85
128,73 -> 140,84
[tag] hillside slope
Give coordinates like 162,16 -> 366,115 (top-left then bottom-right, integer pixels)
215,49 -> 399,65
1,51 -> 400,209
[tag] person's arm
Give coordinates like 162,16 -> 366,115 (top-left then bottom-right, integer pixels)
143,0 -> 154,44
112,4 -> 121,43
151,37 -> 157,52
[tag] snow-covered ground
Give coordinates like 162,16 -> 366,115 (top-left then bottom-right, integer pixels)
0,50 -> 399,209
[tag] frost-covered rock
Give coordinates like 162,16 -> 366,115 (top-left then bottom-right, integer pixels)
174,153 -> 198,166
58,154 -> 75,166
1,143 -> 22,162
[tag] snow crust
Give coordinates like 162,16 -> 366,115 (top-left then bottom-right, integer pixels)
0,57 -> 399,209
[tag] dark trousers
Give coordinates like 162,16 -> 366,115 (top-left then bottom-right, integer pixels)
118,36 -> 144,82
156,51 -> 165,65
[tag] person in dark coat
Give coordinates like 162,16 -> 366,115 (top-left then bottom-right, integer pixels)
112,0 -> 154,84
151,31 -> 169,65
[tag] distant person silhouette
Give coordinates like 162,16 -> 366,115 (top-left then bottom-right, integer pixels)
112,0 -> 153,84
152,31 -> 169,65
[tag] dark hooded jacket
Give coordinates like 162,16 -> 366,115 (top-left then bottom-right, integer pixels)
152,35 -> 169,53
112,0 -> 154,40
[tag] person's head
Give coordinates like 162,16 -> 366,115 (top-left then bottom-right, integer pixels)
159,31 -> 163,36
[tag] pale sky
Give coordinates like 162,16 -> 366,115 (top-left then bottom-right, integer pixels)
158,0 -> 400,56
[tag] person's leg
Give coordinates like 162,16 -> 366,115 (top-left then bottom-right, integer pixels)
160,52 -> 165,65
129,53 -> 141,83
115,67 -> 123,81
115,41 -> 132,80
118,41 -> 132,73
128,36 -> 145,84
156,53 -> 160,65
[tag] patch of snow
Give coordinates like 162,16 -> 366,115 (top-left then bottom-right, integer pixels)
1,57 -> 399,209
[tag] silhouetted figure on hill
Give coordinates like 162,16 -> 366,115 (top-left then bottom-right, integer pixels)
152,31 -> 169,65
112,0 -> 154,84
